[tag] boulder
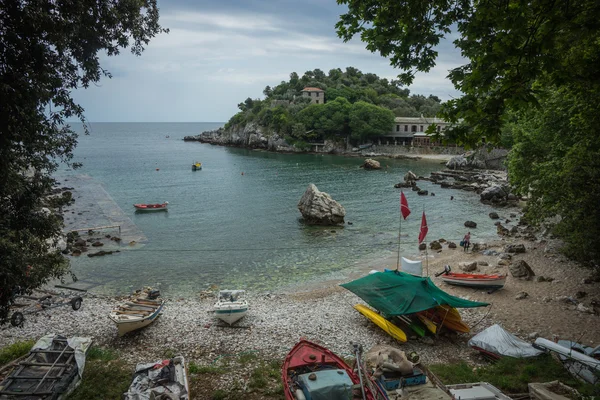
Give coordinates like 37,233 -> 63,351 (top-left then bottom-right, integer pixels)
515,291 -> 529,300
446,155 -> 468,169
505,244 -> 526,253
362,159 -> 381,170
297,184 -> 346,226
404,171 -> 418,183
499,253 -> 512,260
459,261 -> 478,272
430,241 -> 442,250
478,261 -> 489,266
418,243 -> 426,251
91,241 -> 103,247
489,212 -> 499,219
497,224 -> 509,236
498,259 -> 511,266
464,221 -> 477,228
74,238 -> 87,247
448,242 -> 457,249
509,260 -> 535,279
417,190 -> 429,196
471,242 -> 485,252
480,185 -> 508,202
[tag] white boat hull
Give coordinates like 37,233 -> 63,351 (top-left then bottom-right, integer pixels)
110,302 -> 164,336
214,304 -> 248,325
441,276 -> 506,289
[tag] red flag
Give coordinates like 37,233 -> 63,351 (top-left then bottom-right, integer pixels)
400,191 -> 411,220
418,212 -> 428,243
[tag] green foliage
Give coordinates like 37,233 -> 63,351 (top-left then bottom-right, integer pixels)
430,355 -> 599,396
508,87 -> 600,265
188,361 -> 226,375
67,350 -> 130,400
0,340 -> 34,366
0,0 -> 166,324
336,0 -> 600,146
224,67 -> 442,145
349,101 -> 395,141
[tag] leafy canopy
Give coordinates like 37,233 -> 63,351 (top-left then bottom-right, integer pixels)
336,0 -> 600,146
0,0 -> 166,323
225,67 -> 442,144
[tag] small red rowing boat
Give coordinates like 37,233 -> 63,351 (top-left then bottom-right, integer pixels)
283,339 -> 381,400
436,265 -> 506,289
133,202 -> 168,212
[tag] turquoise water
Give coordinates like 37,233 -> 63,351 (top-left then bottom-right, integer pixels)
60,122 -> 502,295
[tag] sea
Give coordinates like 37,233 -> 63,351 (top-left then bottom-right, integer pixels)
57,122 -> 504,296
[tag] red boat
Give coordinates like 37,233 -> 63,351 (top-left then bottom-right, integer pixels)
133,201 -> 168,212
282,339 -> 382,400
436,265 -> 506,289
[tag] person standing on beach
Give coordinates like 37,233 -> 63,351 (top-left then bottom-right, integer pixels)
463,232 -> 471,252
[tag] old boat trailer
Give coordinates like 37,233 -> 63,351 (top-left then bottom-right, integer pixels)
9,286 -> 86,327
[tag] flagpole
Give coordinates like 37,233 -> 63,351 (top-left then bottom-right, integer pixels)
396,213 -> 401,271
424,204 -> 429,277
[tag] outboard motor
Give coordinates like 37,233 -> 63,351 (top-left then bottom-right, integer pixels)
147,289 -> 160,300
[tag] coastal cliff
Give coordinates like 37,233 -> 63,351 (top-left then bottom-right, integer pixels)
184,123 -> 304,152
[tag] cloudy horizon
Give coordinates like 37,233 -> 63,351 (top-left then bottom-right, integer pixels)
71,0 -> 463,123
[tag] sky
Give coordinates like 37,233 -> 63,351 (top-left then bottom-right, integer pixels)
71,0 -> 464,123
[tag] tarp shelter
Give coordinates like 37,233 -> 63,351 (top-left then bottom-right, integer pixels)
468,324 -> 543,358
340,271 -> 488,317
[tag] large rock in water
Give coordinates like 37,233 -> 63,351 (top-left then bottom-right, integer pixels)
362,159 -> 381,170
298,184 -> 346,225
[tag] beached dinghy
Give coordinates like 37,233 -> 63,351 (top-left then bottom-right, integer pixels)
134,201 -> 168,212
436,265 -> 506,289
213,290 -> 248,325
283,339 -> 382,400
109,289 -> 164,336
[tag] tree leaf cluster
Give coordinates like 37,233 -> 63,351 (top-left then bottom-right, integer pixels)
225,67 -> 442,144
0,0 -> 166,323
335,0 -> 600,264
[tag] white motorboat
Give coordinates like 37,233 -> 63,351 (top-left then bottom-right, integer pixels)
109,289 -> 164,336
213,290 -> 248,325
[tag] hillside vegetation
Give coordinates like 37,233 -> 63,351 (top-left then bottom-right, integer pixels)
225,67 -> 443,146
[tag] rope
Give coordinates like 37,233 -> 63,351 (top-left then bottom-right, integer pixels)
470,303 -> 494,330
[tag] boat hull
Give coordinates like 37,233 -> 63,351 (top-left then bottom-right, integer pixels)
110,301 -> 164,336
282,339 -> 378,400
354,304 -> 407,342
133,204 -> 168,212
440,273 -> 506,289
214,306 -> 248,325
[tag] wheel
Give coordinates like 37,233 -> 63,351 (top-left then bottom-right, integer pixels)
71,297 -> 83,310
10,312 -> 24,327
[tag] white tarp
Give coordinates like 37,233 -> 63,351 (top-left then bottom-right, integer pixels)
32,334 -> 92,377
401,257 -> 423,277
468,324 -> 543,358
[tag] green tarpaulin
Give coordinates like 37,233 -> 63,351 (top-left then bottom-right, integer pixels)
341,271 -> 488,317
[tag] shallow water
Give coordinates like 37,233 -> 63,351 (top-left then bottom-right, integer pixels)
58,122 -> 504,295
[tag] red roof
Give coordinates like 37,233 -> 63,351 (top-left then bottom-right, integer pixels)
301,87 -> 324,92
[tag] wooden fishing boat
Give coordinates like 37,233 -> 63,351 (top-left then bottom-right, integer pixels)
354,304 -> 407,342
109,290 -> 164,336
282,339 -> 381,400
134,202 -> 168,212
436,265 -> 506,289
213,290 -> 248,325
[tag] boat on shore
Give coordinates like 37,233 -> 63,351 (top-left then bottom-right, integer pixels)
109,289 -> 164,336
354,304 -> 407,342
134,202 -> 168,212
436,265 -> 506,289
213,290 -> 248,325
282,339 -> 382,400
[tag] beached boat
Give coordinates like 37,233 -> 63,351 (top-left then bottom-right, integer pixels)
192,162 -> 202,171
534,338 -> 600,385
282,339 -> 381,400
436,265 -> 506,289
354,304 -> 407,342
124,356 -> 189,399
213,290 -> 248,325
109,289 -> 164,336
134,202 -> 168,212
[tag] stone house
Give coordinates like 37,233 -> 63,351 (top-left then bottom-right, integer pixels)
382,116 -> 452,146
301,87 -> 325,104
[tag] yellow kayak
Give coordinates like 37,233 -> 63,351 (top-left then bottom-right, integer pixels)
416,314 -> 438,334
354,304 -> 407,342
435,305 -> 462,321
420,309 -> 471,334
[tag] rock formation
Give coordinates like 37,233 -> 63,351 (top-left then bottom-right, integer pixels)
297,184 -> 346,226
361,159 -> 381,170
